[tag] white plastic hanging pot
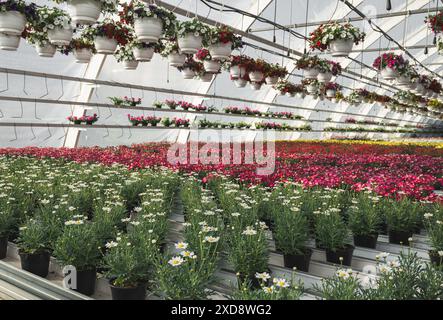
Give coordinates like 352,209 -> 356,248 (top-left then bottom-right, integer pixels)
208,41 -> 232,61
265,76 -> 278,85
134,17 -> 163,43
250,82 -> 262,90
168,52 -> 185,67
200,73 -> 213,82
326,89 -> 336,98
73,48 -> 93,63
122,60 -> 139,70
248,71 -> 264,82
94,36 -> 118,54
36,44 -> 57,57
414,83 -> 425,95
69,0 -> 101,25
285,92 -> 295,97
0,11 -> 26,35
329,39 -> 353,57
317,72 -> 332,83
303,68 -> 319,79
234,78 -> 247,88
133,47 -> 155,62
203,60 -> 220,73
182,68 -> 195,79
380,67 -> 398,80
306,84 -> 318,94
48,27 -> 73,46
229,65 -> 246,79
178,33 -> 202,54
0,33 -> 20,51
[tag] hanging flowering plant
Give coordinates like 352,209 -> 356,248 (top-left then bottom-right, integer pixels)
264,62 -> 287,78
70,37 -> 96,52
119,2 -> 177,38
172,118 -> 190,127
22,27 -> 49,46
159,39 -> 180,57
295,54 -> 321,70
206,25 -> 242,49
425,11 -> 443,34
372,52 -> 407,71
274,80 -> 296,94
325,82 -> 341,91
177,18 -> 211,39
418,75 -> 431,88
429,79 -> 442,94
222,54 -> 252,70
84,19 -> 131,46
68,114 -> 99,125
246,58 -> 267,73
33,6 -> 71,32
110,96 -> 141,106
114,45 -> 136,62
176,57 -> 203,72
309,22 -> 365,52
318,59 -> 342,76
194,48 -> 212,61
0,0 -> 38,21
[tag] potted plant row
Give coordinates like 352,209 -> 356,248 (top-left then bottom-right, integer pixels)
67,114 -> 99,125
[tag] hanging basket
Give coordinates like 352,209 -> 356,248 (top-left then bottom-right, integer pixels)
0,11 -> 26,35
265,76 -> 279,85
203,60 -> 220,73
134,17 -> 163,43
234,78 -> 247,88
296,92 -> 306,99
0,33 -> 20,51
380,67 -> 398,80
317,72 -> 332,83
329,39 -> 354,57
122,60 -> 139,70
133,47 -> 155,62
178,33 -> 202,54
248,71 -> 264,82
94,36 -> 118,54
208,41 -> 232,61
181,68 -> 195,79
303,68 -> 319,79
74,48 -> 93,63
396,75 -> 410,85
35,44 -> 57,57
285,92 -> 295,98
168,52 -> 185,67
306,84 -> 318,94
229,65 -> 246,79
326,89 -> 336,98
48,27 -> 73,46
69,0 -> 101,25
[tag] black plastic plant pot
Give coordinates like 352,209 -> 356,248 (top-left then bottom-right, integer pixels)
74,268 -> 97,296
283,248 -> 312,272
110,282 -> 147,300
19,251 -> 50,278
388,230 -> 412,245
353,233 -> 378,249
0,236 -> 8,259
325,244 -> 355,266
429,250 -> 443,267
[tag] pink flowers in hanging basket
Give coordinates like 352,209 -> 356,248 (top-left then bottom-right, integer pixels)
373,52 -> 407,71
67,114 -> 99,125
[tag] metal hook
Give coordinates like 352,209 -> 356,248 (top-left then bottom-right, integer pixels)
34,99 -> 42,120
0,70 -> 9,93
117,127 -> 124,138
56,77 -> 64,100
103,127 -> 110,138
43,124 -> 52,141
22,72 -> 28,96
12,100 -> 24,118
39,76 -> 49,98
58,126 -> 67,140
9,123 -> 18,142
30,124 -> 37,141
105,106 -> 113,120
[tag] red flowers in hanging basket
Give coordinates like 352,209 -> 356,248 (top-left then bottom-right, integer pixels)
425,11 -> 443,34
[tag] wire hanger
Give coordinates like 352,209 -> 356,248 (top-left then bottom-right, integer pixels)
0,70 -> 9,93
30,123 -> 37,141
43,124 -> 52,141
12,100 -> 24,119
39,76 -> 49,98
34,99 -> 42,120
9,123 -> 17,142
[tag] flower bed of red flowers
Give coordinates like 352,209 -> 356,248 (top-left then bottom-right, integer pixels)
0,141 -> 442,202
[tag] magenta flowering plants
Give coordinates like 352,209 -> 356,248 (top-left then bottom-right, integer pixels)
67,114 -> 99,125
372,52 -> 408,72
324,82 -> 341,91
172,117 -> 190,127
127,115 -> 162,126
318,59 -> 342,76
109,96 -> 142,107
194,48 -> 212,62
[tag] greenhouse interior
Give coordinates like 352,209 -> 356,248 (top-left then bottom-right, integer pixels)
0,0 -> 443,303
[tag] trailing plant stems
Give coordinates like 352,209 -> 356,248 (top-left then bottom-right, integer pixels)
0,68 -> 436,125
155,0 -> 404,96
0,95 -> 436,127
